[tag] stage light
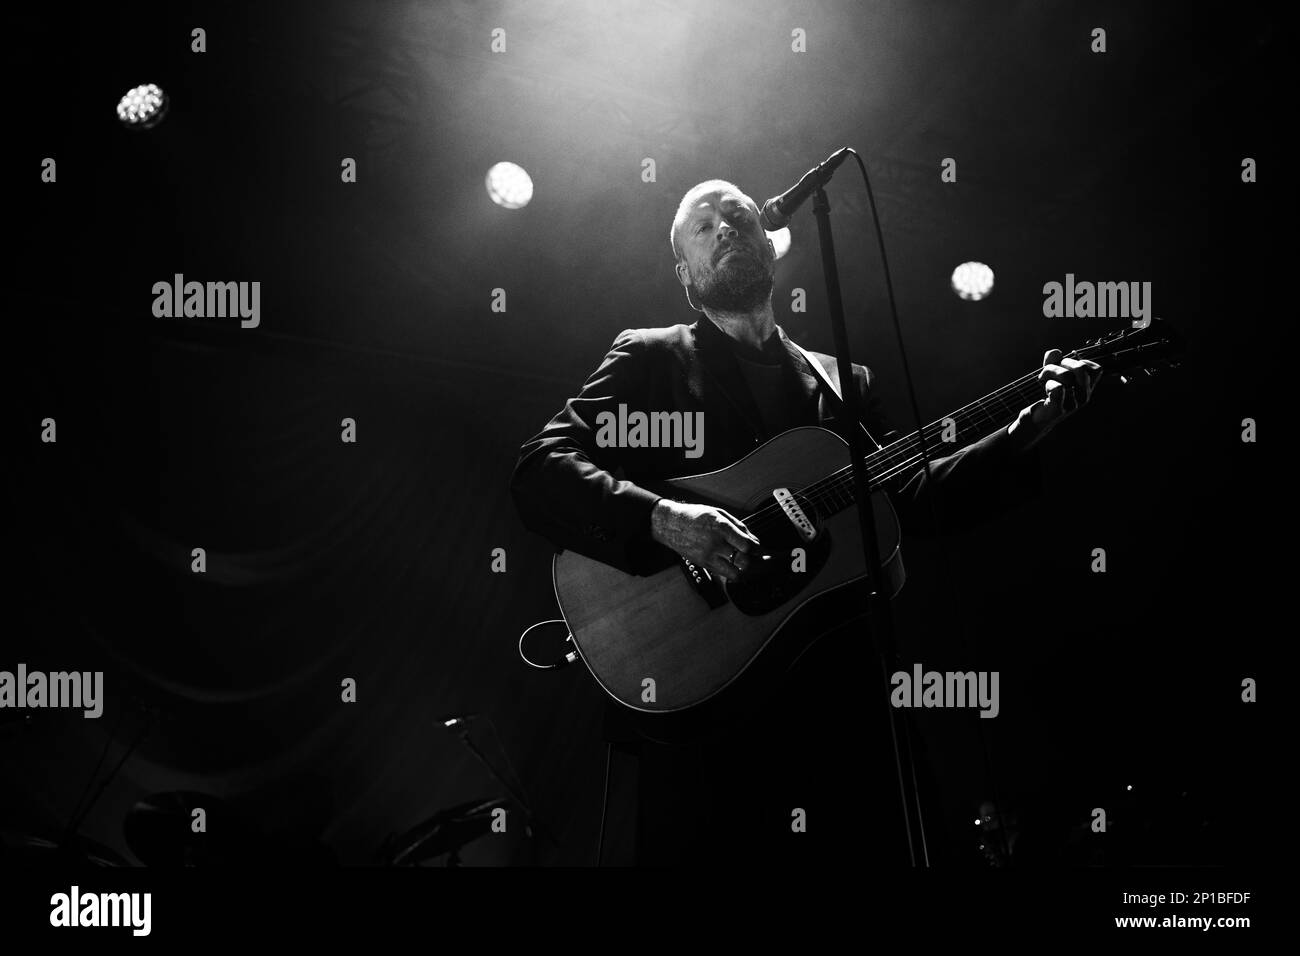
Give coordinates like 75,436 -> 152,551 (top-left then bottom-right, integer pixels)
486,162 -> 534,209
767,227 -> 791,260
951,261 -> 994,301
116,83 -> 168,129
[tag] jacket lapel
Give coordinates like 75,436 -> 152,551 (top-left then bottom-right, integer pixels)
776,327 -> 824,416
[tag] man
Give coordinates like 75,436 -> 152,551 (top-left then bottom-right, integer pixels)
511,179 -> 1100,866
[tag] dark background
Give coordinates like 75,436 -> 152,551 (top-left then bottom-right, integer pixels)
6,0 -> 1277,867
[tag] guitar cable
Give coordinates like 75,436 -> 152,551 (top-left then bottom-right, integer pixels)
517,618 -> 577,669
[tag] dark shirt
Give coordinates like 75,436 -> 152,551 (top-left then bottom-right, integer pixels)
727,331 -> 804,438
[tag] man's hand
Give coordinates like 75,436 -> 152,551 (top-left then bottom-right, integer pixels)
650,499 -> 761,583
1008,348 -> 1103,449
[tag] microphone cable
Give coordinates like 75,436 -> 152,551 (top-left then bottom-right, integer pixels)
847,147 -> 1010,865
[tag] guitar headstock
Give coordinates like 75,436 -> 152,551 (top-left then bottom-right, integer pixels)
1068,319 -> 1184,383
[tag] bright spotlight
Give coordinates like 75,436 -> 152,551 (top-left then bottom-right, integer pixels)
116,83 -> 168,129
486,162 -> 534,209
951,261 -> 994,301
767,227 -> 791,260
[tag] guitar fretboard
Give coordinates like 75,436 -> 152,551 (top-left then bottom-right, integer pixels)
803,369 -> 1046,517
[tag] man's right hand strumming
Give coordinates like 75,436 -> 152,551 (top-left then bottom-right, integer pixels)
649,498 -> 762,583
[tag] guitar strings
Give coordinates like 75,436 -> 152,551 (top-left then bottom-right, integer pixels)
731,332 -> 1162,542
752,374 -> 1037,530
739,370 -> 1044,536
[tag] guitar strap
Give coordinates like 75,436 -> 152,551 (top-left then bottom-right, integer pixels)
787,338 -> 883,451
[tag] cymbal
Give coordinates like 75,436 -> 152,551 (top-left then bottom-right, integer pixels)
384,796 -> 510,865
0,828 -> 128,867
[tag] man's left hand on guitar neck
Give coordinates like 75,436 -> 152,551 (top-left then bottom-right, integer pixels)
1007,348 -> 1103,451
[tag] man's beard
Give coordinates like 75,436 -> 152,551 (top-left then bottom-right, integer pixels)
692,249 -> 774,313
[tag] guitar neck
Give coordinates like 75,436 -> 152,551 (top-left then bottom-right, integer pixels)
815,369 -> 1045,513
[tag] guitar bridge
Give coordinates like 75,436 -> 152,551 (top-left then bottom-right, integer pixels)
772,487 -> 818,541
679,557 -> 728,609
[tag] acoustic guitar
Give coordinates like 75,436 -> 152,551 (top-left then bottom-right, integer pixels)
553,322 -> 1182,731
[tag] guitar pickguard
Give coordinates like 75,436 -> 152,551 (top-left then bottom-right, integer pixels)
726,487 -> 832,615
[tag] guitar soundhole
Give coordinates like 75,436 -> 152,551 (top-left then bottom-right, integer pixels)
726,493 -> 831,616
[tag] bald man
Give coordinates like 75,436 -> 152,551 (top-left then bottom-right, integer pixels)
511,179 -> 1100,867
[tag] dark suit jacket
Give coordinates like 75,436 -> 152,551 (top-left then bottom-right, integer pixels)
511,315 -> 1042,575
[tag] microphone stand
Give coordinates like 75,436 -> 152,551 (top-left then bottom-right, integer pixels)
810,179 -> 928,867
449,722 -> 560,857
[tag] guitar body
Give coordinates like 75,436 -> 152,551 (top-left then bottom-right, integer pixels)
553,427 -> 904,730
546,322 -> 1183,740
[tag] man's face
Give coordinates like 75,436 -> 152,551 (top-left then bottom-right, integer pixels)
675,190 -> 776,313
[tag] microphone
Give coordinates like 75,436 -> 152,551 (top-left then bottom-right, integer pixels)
758,147 -> 853,231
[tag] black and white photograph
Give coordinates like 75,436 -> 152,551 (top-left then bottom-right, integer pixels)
5,0 -> 1275,939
